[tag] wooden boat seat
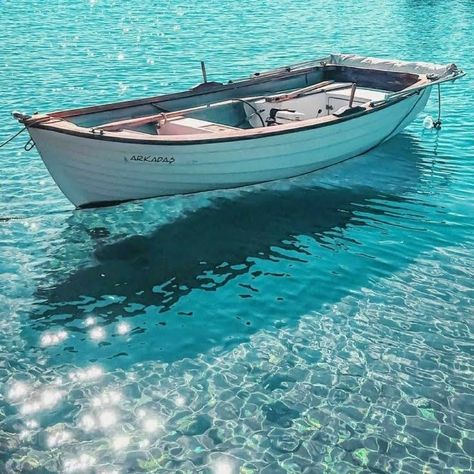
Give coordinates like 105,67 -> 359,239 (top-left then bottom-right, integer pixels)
327,87 -> 387,102
158,117 -> 238,135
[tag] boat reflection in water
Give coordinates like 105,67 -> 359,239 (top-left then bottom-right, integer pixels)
31,133 -> 438,365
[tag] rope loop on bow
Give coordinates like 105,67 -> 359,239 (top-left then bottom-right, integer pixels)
24,138 -> 36,151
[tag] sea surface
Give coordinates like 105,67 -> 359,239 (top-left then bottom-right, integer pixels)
0,1 -> 473,472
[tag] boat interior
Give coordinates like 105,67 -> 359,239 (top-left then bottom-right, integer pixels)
50,64 -> 423,137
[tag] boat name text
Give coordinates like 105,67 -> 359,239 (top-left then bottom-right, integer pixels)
125,155 -> 175,164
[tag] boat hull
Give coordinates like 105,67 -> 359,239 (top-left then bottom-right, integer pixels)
29,88 -> 430,207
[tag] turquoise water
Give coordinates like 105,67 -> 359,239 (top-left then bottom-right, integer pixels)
1,0 -> 473,472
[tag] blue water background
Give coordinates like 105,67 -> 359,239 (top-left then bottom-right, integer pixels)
0,0 -> 473,472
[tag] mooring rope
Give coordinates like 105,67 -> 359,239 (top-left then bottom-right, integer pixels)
0,208 -> 76,222
0,127 -> 26,148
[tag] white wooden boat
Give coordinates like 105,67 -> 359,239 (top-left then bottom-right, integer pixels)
13,54 -> 464,208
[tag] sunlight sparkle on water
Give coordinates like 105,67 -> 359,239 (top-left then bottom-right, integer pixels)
25,419 -> 39,429
19,388 -> 64,415
118,82 -> 129,94
112,434 -> 130,450
79,414 -> 96,432
138,438 -> 150,449
99,409 -> 119,429
69,365 -> 104,382
143,417 -> 160,433
40,388 -> 64,408
117,321 -> 131,335
40,329 -> 68,347
63,453 -> 96,473
92,389 -> 122,407
137,409 -> 164,433
89,326 -> 106,341
175,395 -> 186,407
47,428 -> 73,448
19,429 -> 32,441
84,316 -> 96,327
211,456 -> 236,474
7,381 -> 30,401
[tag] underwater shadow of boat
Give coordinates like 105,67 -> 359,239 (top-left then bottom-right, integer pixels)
31,134 -> 431,364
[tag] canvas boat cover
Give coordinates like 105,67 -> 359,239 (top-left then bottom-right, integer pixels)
329,54 -> 460,79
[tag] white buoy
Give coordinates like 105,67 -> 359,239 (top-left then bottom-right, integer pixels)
423,115 -> 434,129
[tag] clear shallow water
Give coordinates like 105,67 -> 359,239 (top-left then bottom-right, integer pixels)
1,0 -> 473,472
